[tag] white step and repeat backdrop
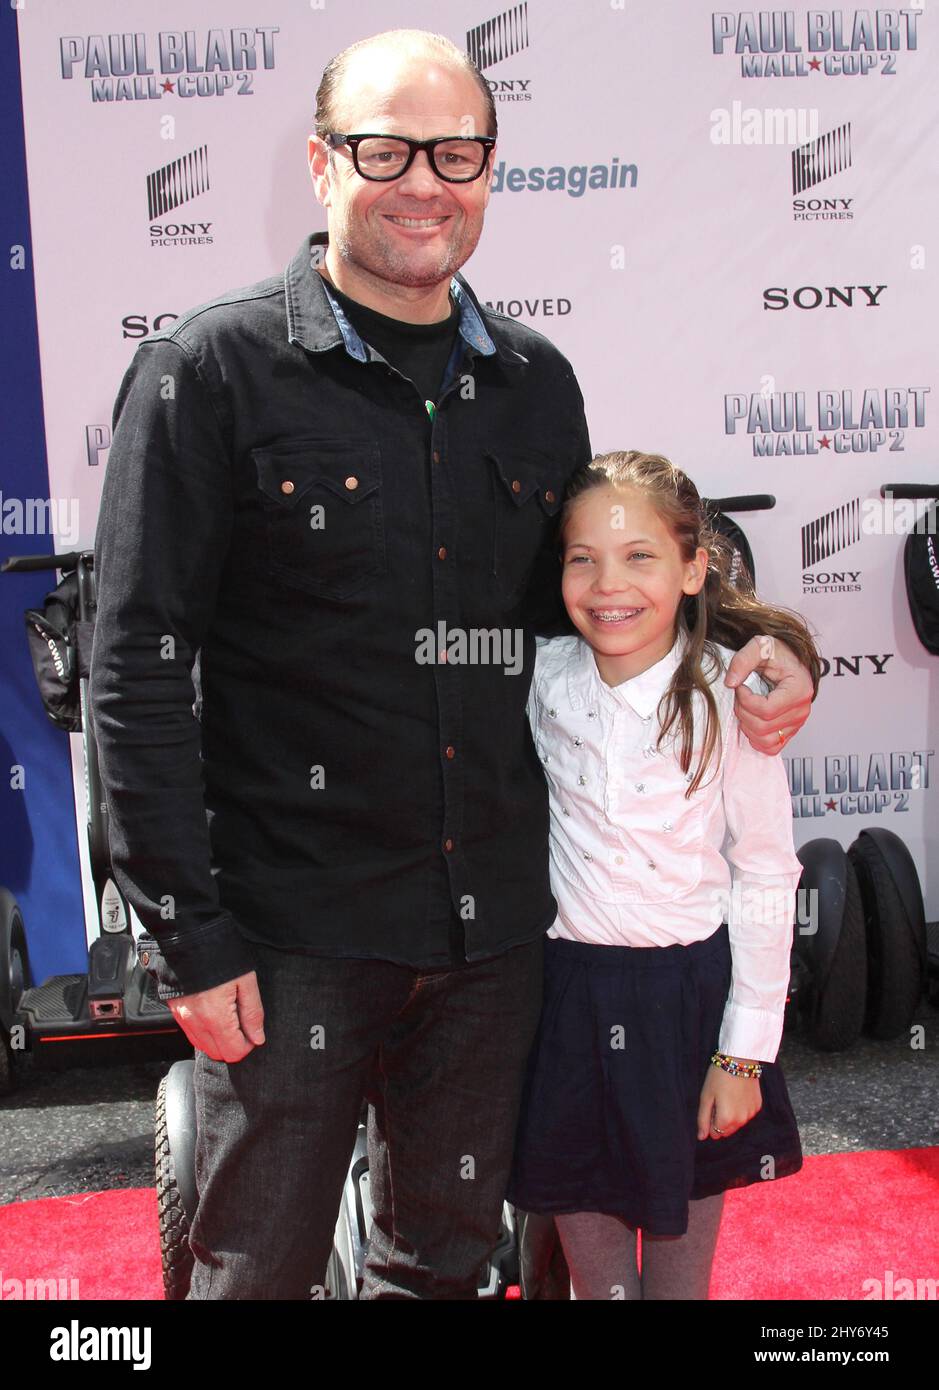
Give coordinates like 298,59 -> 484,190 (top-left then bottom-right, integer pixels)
14,1 -> 938,938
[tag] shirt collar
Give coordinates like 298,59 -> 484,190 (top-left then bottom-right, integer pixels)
567,629 -> 688,721
284,230 -> 526,375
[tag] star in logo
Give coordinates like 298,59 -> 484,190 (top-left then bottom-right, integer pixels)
825,798 -> 837,811
161,79 -> 175,93
808,57 -> 822,72
819,435 -> 832,449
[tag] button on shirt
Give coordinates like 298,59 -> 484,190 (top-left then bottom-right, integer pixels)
89,231 -> 591,1000
528,631 -> 803,1061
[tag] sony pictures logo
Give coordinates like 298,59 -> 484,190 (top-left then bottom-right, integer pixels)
59,27 -> 278,102
467,2 -> 532,103
791,120 -> 854,221
147,145 -> 213,248
711,9 -> 921,77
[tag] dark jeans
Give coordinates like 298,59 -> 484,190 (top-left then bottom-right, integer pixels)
186,934 -> 545,1299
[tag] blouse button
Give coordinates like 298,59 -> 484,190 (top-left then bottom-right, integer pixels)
583,851 -> 593,862
647,859 -> 656,870
634,782 -> 645,793
614,855 -> 624,865
662,820 -> 673,832
577,775 -> 588,786
571,735 -> 584,747
587,710 -> 598,720
561,807 -> 570,816
642,713 -> 652,723
548,707 -> 557,718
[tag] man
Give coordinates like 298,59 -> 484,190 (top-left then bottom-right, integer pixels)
90,28 -> 816,1300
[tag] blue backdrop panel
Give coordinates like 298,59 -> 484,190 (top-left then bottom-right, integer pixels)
0,5 -> 86,983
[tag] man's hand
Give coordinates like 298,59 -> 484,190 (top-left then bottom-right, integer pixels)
167,970 -> 265,1063
724,634 -> 813,754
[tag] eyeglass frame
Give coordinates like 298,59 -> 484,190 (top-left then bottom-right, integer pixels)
323,132 -> 497,183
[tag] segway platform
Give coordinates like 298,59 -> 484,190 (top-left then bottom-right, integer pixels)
17,955 -> 175,1041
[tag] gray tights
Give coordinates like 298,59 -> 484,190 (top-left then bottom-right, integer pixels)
554,1192 -> 725,1300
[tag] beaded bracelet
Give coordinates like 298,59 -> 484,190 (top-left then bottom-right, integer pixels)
710,1051 -> 763,1079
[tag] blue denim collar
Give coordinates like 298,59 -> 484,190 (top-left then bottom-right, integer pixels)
285,231 -> 523,376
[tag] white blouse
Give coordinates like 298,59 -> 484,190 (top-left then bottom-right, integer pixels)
528,630 -> 804,1062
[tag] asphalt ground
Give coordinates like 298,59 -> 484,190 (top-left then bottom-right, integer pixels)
1,999 -> 937,1207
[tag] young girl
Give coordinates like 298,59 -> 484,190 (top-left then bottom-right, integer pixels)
506,450 -> 821,1301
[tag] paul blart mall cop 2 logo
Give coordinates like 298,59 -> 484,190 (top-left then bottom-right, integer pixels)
58,27 -> 279,101
724,385 -> 929,456
710,8 -> 923,76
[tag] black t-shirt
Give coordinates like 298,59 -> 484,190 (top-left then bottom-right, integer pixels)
324,278 -> 462,408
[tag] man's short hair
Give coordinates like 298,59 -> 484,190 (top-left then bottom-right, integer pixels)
314,28 -> 498,146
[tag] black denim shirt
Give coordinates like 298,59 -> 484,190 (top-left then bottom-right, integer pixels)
89,231 -> 591,1000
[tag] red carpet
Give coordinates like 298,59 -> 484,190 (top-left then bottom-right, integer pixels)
709,1146 -> 939,1300
1,1148 -> 937,1300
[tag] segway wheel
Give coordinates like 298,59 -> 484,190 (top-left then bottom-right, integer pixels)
805,858 -> 867,1052
928,924 -> 939,1011
0,889 -> 30,1095
848,829 -> 926,1040
155,1072 -> 194,1300
0,1030 -> 11,1097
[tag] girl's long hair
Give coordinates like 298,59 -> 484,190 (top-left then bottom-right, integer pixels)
559,451 -> 822,798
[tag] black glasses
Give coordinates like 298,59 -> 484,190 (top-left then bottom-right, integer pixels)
324,132 -> 496,183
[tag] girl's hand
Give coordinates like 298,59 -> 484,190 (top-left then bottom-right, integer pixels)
697,1062 -> 763,1140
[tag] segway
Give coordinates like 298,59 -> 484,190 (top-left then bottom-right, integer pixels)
155,1058 -> 519,1300
788,485 -> 936,1044
887,481 -> 939,1005
703,490 -> 935,1047
847,828 -> 927,1038
0,551 -> 186,1093
789,839 -> 867,1051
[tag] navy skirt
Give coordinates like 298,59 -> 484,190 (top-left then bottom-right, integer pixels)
505,922 -> 803,1236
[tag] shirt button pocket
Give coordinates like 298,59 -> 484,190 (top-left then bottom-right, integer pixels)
484,447 -> 563,609
252,438 -> 385,601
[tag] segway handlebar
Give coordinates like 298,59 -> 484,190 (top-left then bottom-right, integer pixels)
0,550 -> 93,575
702,495 -> 776,513
879,483 -> 939,501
